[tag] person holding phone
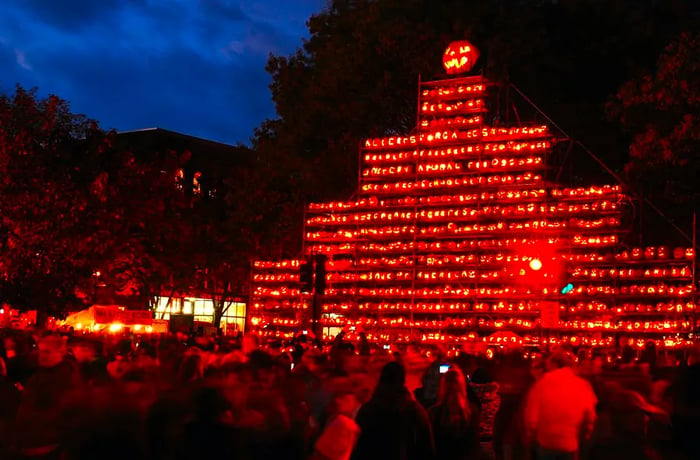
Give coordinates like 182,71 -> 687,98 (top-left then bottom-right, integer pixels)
429,367 -> 480,460
416,349 -> 448,409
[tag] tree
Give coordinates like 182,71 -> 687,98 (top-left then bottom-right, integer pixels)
187,155 -> 302,327
255,0 -> 696,254
0,87 -> 194,318
607,32 -> 700,242
86,144 -> 195,311
0,87 -> 114,318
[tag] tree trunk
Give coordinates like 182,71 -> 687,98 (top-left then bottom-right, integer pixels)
212,281 -> 231,329
214,305 -> 223,329
36,310 -> 49,329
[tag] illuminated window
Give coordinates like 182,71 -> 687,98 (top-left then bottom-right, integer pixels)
323,326 -> 343,340
183,299 -> 194,315
221,302 -> 247,335
175,169 -> 185,190
152,298 -> 245,333
153,296 -> 183,320
194,299 -> 214,316
193,172 -> 202,195
178,297 -> 216,322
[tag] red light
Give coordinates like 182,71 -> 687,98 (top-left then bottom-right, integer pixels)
248,61 -> 696,351
443,40 -> 480,74
529,259 -> 543,271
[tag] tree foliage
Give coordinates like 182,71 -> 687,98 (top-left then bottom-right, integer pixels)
0,87 -> 191,316
255,0 -> 696,253
187,155 -> 301,326
607,32 -> 700,241
608,33 -> 700,205
0,87 -> 114,315
89,144 -> 193,310
0,84 -> 301,321
0,89 -> 84,314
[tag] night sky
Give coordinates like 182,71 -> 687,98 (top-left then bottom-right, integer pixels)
0,0 -> 324,145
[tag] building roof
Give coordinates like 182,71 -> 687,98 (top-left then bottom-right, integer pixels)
115,127 -> 254,171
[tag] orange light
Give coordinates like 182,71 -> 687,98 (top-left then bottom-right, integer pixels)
248,61 -> 696,351
529,259 -> 543,271
443,40 -> 480,74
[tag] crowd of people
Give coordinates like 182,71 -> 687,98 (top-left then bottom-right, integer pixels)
0,329 -> 698,460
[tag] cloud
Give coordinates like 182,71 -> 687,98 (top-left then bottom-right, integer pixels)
14,49 -> 32,71
0,0 -> 325,144
198,0 -> 248,23
222,26 -> 286,58
16,0 -> 137,31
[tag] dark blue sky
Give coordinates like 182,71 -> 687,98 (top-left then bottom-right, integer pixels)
0,0 -> 324,145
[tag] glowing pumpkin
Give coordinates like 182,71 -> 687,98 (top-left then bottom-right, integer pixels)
443,40 -> 480,74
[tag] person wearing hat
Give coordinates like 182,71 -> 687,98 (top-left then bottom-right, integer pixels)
524,349 -> 597,459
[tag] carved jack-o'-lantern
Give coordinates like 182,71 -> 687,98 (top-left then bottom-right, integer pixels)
443,40 -> 480,75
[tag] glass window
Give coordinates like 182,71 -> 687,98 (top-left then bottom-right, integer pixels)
175,169 -> 185,190
193,299 -> 214,316
323,326 -> 343,341
154,296 -> 183,316
153,297 -> 245,333
221,302 -> 246,335
193,172 -> 202,195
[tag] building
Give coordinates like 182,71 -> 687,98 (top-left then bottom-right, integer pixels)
153,295 -> 246,335
98,128 -> 253,333
115,127 -> 253,198
248,41 -> 697,351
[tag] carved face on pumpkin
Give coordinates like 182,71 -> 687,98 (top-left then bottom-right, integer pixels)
442,40 -> 480,74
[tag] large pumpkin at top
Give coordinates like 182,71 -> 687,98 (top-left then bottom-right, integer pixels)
443,40 -> 480,75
